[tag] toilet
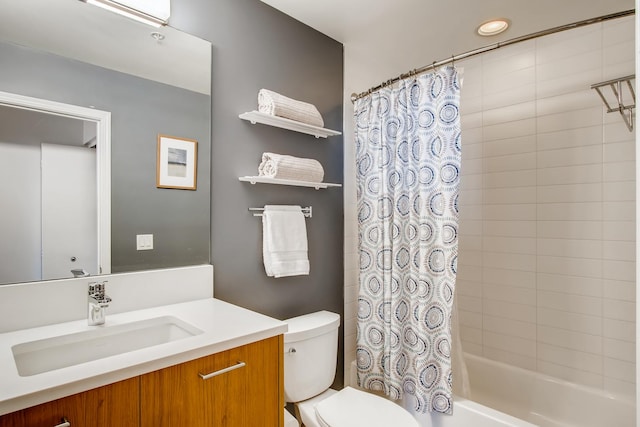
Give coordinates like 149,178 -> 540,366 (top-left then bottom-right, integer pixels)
284,311 -> 418,427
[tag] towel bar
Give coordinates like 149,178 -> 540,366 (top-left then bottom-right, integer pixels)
249,206 -> 312,218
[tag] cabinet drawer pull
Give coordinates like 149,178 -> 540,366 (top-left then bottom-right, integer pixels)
198,361 -> 246,380
54,418 -> 71,427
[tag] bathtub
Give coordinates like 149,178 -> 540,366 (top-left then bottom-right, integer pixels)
349,354 -> 635,426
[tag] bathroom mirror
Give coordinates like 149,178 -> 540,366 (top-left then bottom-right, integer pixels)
0,0 -> 212,285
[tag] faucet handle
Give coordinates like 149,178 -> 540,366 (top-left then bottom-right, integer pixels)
100,281 -> 110,300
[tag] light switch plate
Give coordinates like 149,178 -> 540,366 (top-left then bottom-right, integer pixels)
136,234 -> 154,250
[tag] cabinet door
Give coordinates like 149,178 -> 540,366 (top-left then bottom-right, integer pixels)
0,377 -> 139,427
216,335 -> 282,426
0,392 -> 84,427
241,334 -> 283,427
85,377 -> 139,427
141,335 -> 283,427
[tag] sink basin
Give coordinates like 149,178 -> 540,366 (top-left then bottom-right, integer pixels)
12,316 -> 203,376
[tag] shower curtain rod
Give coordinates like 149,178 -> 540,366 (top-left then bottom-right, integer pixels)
350,9 -> 635,103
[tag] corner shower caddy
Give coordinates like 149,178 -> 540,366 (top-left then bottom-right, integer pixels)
591,74 -> 635,132
238,110 -> 342,189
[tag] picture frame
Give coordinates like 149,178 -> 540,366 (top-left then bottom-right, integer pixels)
156,134 -> 198,190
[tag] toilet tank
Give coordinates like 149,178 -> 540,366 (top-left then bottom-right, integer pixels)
283,310 -> 340,403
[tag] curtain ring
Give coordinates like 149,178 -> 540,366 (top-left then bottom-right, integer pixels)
431,61 -> 437,72
451,55 -> 455,67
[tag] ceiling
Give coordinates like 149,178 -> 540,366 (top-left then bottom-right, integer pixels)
261,0 -> 634,46
261,0 -> 635,94
0,0 -> 211,94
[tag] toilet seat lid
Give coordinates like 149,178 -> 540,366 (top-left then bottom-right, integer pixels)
314,387 -> 418,427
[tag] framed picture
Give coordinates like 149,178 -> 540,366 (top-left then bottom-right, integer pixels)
156,134 -> 198,190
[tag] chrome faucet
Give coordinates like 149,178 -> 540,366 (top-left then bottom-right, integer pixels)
88,281 -> 111,326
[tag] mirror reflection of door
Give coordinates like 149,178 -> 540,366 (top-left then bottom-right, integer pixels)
0,105 -> 97,284
42,143 -> 97,279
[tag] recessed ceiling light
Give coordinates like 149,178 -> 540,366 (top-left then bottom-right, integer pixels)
150,32 -> 165,41
477,19 -> 510,36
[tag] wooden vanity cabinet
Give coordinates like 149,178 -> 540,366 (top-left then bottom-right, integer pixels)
0,335 -> 284,427
0,377 -> 139,427
141,335 -> 283,427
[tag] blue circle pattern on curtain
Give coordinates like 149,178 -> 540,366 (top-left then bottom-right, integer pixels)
354,66 -> 461,415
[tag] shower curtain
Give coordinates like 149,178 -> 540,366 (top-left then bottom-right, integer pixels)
354,66 -> 461,414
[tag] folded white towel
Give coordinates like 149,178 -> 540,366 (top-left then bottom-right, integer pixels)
258,89 -> 325,128
258,152 -> 325,183
262,205 -> 310,278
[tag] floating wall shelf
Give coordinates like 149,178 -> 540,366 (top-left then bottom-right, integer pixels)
239,111 -> 342,138
239,176 -> 342,189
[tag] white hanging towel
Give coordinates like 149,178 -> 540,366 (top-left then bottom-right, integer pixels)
262,205 -> 310,278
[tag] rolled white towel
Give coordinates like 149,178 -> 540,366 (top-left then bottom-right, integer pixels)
258,89 -> 324,128
258,152 -> 325,183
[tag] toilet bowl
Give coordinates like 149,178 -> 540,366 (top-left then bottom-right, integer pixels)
284,311 -> 418,427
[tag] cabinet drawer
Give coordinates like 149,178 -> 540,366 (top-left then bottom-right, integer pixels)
141,336 -> 282,427
0,377 -> 139,427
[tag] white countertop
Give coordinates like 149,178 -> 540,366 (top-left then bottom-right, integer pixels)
0,298 -> 288,416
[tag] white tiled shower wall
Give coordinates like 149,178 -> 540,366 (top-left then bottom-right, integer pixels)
457,16 -> 636,396
344,16 -> 635,397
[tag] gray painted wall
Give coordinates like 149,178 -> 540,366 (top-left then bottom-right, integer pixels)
171,0 -> 345,385
0,41 -> 211,273
0,0 -> 345,386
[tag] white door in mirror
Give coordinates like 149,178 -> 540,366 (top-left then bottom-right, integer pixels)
136,234 -> 154,250
42,144 -> 97,279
